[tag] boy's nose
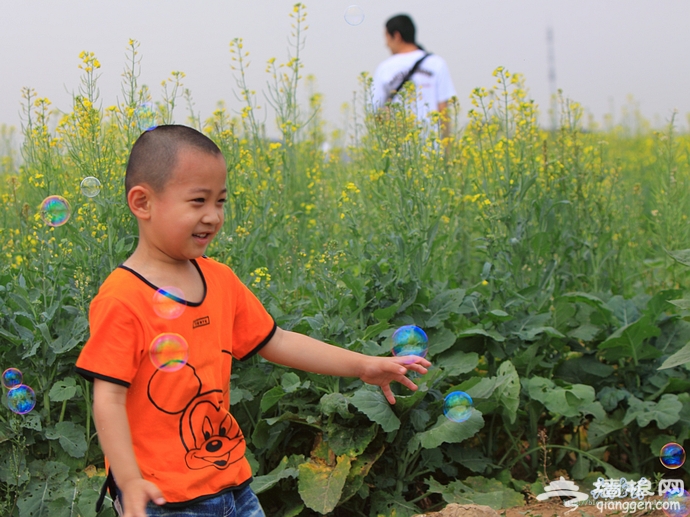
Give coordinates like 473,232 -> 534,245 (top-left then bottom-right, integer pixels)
202,207 -> 223,225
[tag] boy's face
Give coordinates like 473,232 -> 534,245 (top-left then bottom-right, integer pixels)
147,147 -> 227,261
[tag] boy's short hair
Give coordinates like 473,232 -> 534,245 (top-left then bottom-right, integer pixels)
125,125 -> 223,196
386,14 -> 416,44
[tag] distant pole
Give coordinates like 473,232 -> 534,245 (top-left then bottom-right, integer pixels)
546,26 -> 557,131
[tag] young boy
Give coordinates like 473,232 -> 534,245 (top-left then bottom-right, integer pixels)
75,125 -> 430,517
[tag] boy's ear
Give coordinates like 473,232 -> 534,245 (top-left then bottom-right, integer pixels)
127,185 -> 153,220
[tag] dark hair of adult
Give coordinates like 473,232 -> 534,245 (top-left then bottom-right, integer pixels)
125,125 -> 223,196
386,14 -> 418,46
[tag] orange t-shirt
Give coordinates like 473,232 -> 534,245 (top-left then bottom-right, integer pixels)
75,256 -> 276,506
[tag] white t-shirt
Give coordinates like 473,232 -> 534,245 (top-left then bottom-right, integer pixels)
372,49 -> 456,120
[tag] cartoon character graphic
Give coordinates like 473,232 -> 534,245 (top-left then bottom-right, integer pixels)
147,362 -> 245,470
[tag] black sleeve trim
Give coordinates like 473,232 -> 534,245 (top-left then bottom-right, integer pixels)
238,321 -> 278,362
74,367 -> 131,388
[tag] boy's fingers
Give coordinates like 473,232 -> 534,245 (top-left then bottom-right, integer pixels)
381,384 -> 396,404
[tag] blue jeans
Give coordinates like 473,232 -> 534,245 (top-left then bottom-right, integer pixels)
116,485 -> 265,517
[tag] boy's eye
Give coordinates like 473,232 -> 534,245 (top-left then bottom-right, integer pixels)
192,198 -> 205,203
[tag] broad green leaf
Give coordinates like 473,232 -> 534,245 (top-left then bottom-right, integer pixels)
588,415 -> 625,447
439,350 -> 479,377
373,303 -> 399,322
658,342 -> 690,370
17,461 -> 71,517
281,372 -> 301,393
44,422 -> 87,458
426,476 -> 523,509
326,422 -> 376,456
495,360 -> 520,424
445,446 -> 495,473
48,377 -> 80,402
426,288 -> 466,327
410,410 -> 484,451
251,456 -> 299,494
427,327 -> 457,355
667,248 -> 690,267
669,299 -> 690,310
298,455 -> 351,514
349,388 -> 400,432
320,393 -> 350,418
559,292 -> 614,320
623,394 -> 682,429
572,453 -> 590,480
339,446 -> 384,504
457,327 -> 505,342
260,386 -> 285,412
514,326 -> 564,341
526,377 -> 595,418
567,323 -> 601,341
599,315 -> 661,363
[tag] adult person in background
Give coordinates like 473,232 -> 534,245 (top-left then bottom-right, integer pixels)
372,14 -> 456,138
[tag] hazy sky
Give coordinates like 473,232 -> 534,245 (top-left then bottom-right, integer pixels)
1,0 -> 689,138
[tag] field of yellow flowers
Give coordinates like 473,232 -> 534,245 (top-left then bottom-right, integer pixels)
1,5 -> 689,516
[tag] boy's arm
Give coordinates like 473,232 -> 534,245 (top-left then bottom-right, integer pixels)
258,327 -> 430,404
93,379 -> 166,517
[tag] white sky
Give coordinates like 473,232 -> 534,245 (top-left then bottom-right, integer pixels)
1,0 -> 689,139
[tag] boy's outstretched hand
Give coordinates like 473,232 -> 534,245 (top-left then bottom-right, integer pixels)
358,355 -> 431,404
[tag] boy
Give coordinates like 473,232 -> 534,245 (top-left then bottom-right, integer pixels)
75,125 -> 430,517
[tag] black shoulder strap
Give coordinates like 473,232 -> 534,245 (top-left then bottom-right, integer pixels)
388,52 -> 431,102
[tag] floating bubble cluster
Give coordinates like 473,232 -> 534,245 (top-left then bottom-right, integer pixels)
149,333 -> 189,372
7,385 -> 36,415
2,368 -> 22,390
391,325 -> 428,358
40,195 -> 71,227
135,103 -> 157,132
443,391 -> 473,423
660,442 -> 686,470
80,176 -> 102,198
344,5 -> 364,26
152,287 -> 186,320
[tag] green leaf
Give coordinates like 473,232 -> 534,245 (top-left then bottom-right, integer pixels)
623,394 -> 682,429
667,248 -> 690,267
572,453 -> 590,480
567,323 -> 601,342
495,360 -> 520,424
373,303 -> 399,322
559,292 -> 614,320
426,476 -> 524,509
48,377 -> 80,402
669,299 -> 690,310
659,342 -> 690,370
446,446 -> 495,473
457,327 -> 505,342
251,456 -> 299,494
514,326 -> 564,341
526,377 -> 595,418
426,289 -> 466,327
588,415 -> 625,447
410,411 -> 484,451
598,315 -> 661,363
281,372 -> 301,393
439,350 -> 479,377
349,388 -> 400,432
427,327 -> 457,355
326,422 -> 376,456
298,455 -> 351,514
320,393 -> 350,418
44,422 -> 87,458
260,386 -> 285,412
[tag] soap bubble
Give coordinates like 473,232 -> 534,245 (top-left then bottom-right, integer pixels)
443,391 -> 473,423
660,442 -> 686,469
391,325 -> 428,358
2,368 -> 22,390
344,5 -> 364,26
663,489 -> 690,517
80,176 -> 101,197
152,286 -> 186,320
150,333 -> 189,372
135,102 -> 157,132
40,196 -> 71,227
7,384 -> 36,415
